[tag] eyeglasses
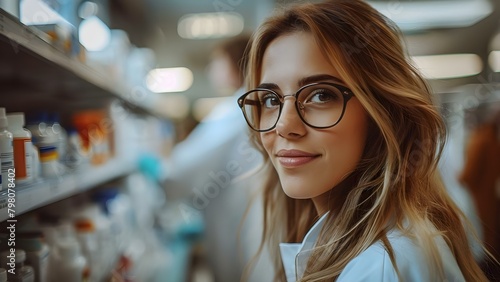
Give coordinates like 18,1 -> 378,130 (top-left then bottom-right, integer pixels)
237,82 -> 354,132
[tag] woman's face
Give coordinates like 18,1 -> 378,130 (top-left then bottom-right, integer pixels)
259,32 -> 369,213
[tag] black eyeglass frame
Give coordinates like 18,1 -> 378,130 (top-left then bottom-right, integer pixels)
237,82 -> 354,132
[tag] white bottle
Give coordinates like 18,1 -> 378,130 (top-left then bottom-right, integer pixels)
5,249 -> 35,282
56,240 -> 90,282
0,108 -> 14,190
31,144 -> 40,181
7,113 -> 33,185
48,113 -> 67,163
27,113 -> 64,175
64,128 -> 88,170
72,204 -> 114,281
74,219 -> 100,282
45,221 -> 79,282
20,236 -> 50,282
39,145 -> 63,178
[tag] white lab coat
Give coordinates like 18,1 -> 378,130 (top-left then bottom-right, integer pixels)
280,213 -> 466,281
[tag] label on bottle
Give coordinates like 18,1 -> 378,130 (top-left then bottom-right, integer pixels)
25,141 -> 33,181
13,138 -> 32,182
0,137 -> 14,189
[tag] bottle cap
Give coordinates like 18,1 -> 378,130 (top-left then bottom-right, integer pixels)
74,219 -> 96,233
0,249 -> 27,264
16,249 -> 26,262
57,239 -> 80,259
6,112 -> 26,129
57,222 -> 76,239
92,188 -> 119,214
0,108 -> 8,129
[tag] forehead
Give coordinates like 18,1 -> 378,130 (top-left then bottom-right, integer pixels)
260,32 -> 342,87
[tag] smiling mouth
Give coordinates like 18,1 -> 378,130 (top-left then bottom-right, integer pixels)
276,150 -> 320,168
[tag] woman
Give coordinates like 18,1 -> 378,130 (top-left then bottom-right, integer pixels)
237,0 -> 489,281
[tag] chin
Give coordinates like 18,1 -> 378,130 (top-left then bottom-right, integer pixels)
281,182 -> 314,199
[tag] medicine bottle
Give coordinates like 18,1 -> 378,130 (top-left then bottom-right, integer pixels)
39,146 -> 63,178
19,233 -> 50,282
7,249 -> 35,282
0,108 -> 14,190
6,113 -> 33,185
57,239 -> 90,282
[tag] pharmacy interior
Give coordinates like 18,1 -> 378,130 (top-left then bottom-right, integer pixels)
0,0 -> 499,281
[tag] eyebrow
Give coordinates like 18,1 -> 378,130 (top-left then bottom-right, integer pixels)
299,74 -> 344,86
256,74 -> 345,90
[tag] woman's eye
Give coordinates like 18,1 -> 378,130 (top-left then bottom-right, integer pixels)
306,90 -> 338,103
262,95 -> 280,108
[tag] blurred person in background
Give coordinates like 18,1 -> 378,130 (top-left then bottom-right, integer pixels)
207,35 -> 249,97
164,35 -> 272,281
168,35 -> 252,175
238,0 -> 491,281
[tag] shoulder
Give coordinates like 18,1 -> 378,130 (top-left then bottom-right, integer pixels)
337,240 -> 397,281
337,230 -> 466,282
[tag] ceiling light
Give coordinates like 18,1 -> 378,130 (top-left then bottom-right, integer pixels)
369,0 -> 492,32
488,51 -> 500,72
411,54 -> 482,79
177,12 -> 244,39
146,67 -> 193,93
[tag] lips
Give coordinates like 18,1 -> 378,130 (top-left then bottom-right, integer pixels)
276,149 -> 320,168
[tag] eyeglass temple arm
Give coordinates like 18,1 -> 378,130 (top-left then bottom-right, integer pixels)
239,99 -> 259,107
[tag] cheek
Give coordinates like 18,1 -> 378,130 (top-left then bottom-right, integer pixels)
329,101 -> 369,167
346,117 -> 368,163
260,133 -> 274,157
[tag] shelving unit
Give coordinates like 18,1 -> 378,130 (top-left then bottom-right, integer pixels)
0,158 -> 136,222
0,8 -> 157,112
0,8 -> 142,221
0,9 -> 194,281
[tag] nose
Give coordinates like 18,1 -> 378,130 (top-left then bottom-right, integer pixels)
275,97 -> 307,139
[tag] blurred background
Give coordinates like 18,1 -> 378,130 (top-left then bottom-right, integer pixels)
0,0 -> 499,281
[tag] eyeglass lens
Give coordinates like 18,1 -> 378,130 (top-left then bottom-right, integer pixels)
241,83 -> 346,131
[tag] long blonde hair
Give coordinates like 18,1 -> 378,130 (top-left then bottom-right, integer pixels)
244,0 -> 488,281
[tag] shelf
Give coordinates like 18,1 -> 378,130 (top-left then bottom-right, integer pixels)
0,9 -> 157,113
0,158 -> 136,222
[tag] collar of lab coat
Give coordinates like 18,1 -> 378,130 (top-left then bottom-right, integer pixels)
279,212 -> 329,282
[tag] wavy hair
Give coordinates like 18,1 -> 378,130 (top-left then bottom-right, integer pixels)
243,0 -> 488,281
